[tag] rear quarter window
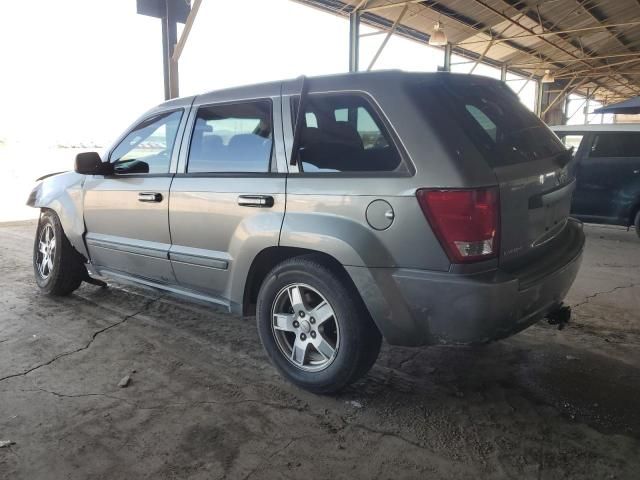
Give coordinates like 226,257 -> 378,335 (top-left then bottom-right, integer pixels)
292,94 -> 405,174
411,79 -> 566,167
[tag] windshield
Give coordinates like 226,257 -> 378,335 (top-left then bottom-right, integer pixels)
412,77 -> 567,167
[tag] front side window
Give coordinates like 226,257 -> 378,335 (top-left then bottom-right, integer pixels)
110,110 -> 183,174
292,94 -> 402,173
590,133 -> 640,158
187,100 -> 273,173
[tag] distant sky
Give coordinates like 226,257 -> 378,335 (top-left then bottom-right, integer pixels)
0,0 -> 563,147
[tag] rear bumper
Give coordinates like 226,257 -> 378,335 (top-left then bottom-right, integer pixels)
347,218 -> 585,346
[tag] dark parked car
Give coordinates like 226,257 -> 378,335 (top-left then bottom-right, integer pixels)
551,124 -> 640,236
28,72 -> 584,393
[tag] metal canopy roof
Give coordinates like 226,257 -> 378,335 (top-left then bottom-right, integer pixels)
293,0 -> 640,104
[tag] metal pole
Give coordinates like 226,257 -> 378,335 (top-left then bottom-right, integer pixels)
161,17 -> 171,100
367,5 -> 408,71
542,77 -> 588,117
443,43 -> 452,72
172,0 -> 203,64
501,64 -> 507,82
535,80 -> 544,117
162,1 -> 178,100
584,88 -> 590,124
349,12 -> 360,72
167,0 -> 203,99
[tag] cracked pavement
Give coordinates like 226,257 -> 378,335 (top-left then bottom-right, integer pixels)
1,221 -> 639,479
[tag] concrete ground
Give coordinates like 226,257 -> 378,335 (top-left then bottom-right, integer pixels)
0,221 -> 639,480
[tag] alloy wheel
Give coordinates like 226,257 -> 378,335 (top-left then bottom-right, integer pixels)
271,283 -> 340,372
36,223 -> 56,279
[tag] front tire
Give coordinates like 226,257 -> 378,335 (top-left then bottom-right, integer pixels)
33,211 -> 86,296
256,255 -> 381,394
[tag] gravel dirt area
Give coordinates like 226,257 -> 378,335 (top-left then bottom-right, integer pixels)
0,221 -> 639,479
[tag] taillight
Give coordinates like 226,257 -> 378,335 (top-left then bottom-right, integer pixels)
416,187 -> 500,263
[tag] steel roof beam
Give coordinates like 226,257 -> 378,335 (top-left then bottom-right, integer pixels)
414,0 -> 565,69
487,0 -> 638,97
457,21 -> 640,47
573,0 -> 640,96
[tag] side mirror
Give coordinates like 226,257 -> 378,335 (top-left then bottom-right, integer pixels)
75,152 -> 108,175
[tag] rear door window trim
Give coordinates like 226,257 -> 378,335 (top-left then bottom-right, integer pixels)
182,98 -> 277,176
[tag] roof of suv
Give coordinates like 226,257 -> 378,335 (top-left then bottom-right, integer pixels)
550,123 -> 640,133
155,70 -> 503,110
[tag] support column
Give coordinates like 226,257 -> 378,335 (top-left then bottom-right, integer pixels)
535,80 -> 544,117
349,12 -> 360,73
584,88 -> 590,124
443,43 -> 452,72
137,0 -> 190,100
161,14 -> 178,100
500,64 -> 507,82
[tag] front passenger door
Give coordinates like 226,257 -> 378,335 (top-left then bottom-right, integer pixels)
84,109 -> 185,283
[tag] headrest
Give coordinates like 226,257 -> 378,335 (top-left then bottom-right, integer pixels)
202,135 -> 223,148
193,118 -> 213,132
228,134 -> 266,149
301,122 -> 363,149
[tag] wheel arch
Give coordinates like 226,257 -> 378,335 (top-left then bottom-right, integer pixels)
241,246 -> 363,318
27,172 -> 89,259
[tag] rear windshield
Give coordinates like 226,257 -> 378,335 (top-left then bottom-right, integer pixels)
412,78 -> 566,167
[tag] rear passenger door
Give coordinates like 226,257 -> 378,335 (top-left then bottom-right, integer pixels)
574,132 -> 640,223
168,92 -> 287,306
280,86 -> 449,272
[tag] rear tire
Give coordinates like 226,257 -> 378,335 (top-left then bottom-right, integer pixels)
33,210 -> 86,296
256,255 -> 381,394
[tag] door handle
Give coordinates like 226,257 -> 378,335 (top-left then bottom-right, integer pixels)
138,192 -> 163,203
237,195 -> 274,208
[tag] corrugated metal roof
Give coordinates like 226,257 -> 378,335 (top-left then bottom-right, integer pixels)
293,0 -> 640,103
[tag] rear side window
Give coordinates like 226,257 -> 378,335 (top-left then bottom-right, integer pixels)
412,79 -> 566,167
292,94 -> 403,173
187,100 -> 273,173
589,133 -> 640,158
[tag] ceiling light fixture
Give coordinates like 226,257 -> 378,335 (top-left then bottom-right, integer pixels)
542,69 -> 555,83
429,21 -> 448,46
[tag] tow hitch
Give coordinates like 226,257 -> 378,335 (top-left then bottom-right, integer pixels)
546,304 -> 571,330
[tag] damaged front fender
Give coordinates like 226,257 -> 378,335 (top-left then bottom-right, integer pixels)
26,172 -> 88,259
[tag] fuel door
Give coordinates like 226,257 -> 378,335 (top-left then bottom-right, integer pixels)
366,199 -> 395,231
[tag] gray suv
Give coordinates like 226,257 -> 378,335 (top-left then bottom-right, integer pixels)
28,72 -> 584,393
